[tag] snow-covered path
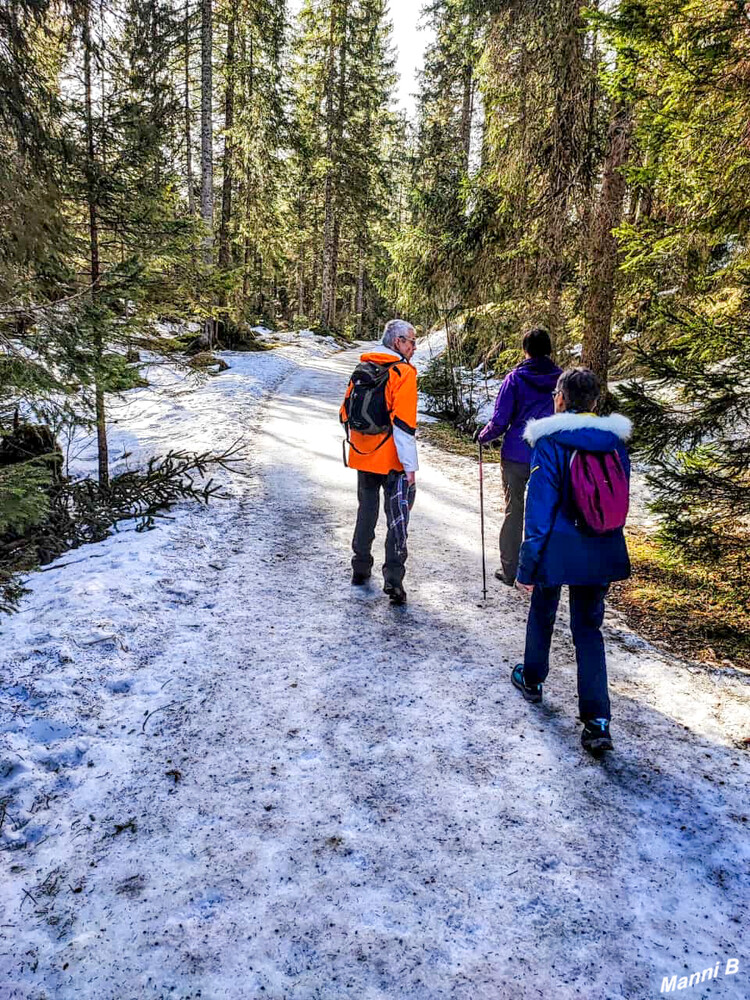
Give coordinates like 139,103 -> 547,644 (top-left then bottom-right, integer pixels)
1,345 -> 749,1000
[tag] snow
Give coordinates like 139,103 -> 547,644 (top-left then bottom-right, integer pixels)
1,339 -> 749,999
412,326 -> 502,424
411,326 -> 448,373
252,325 -> 341,356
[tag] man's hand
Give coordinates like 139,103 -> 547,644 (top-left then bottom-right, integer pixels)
405,471 -> 416,486
515,581 -> 534,594
472,426 -> 484,444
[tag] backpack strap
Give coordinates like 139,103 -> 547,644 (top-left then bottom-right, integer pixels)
342,421 -> 393,465
340,359 -> 401,466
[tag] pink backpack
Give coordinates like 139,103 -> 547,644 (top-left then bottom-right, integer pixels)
569,449 -> 629,535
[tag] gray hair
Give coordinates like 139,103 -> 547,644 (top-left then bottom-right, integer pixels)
556,367 -> 600,412
382,318 -> 415,350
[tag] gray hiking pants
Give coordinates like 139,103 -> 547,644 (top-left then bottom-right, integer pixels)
500,459 -> 530,583
351,471 -> 410,589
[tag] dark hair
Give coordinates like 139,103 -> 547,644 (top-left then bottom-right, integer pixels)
555,367 -> 600,412
522,327 -> 552,358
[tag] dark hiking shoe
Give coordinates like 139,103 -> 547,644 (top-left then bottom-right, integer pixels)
581,719 -> 613,755
494,568 -> 515,586
351,572 -> 371,586
510,664 -> 542,703
384,582 -> 407,605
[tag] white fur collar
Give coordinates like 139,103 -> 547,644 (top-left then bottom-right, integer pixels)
524,412 -> 632,446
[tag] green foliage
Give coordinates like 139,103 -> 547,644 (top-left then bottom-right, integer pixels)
4,0 -> 748,608
0,462 -> 51,535
0,445 -> 244,612
390,0 -> 602,340
601,0 -> 750,561
418,352 -> 481,431
617,307 -> 750,563
49,446 -> 243,544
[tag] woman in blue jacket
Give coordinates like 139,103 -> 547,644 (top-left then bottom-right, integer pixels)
512,367 -> 632,754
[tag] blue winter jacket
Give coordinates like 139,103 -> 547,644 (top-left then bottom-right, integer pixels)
478,356 -> 562,464
516,412 -> 633,587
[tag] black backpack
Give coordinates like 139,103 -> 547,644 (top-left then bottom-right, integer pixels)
341,359 -> 400,458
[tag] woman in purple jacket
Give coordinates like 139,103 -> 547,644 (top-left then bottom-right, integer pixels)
476,328 -> 561,585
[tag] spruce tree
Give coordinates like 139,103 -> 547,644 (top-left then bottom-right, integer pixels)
598,0 -> 750,562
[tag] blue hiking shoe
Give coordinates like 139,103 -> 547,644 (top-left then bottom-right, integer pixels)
511,664 -> 542,704
581,718 -> 613,754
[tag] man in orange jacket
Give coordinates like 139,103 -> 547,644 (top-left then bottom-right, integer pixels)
340,319 -> 419,605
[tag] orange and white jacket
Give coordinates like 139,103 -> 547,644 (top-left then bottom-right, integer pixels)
340,348 -> 419,475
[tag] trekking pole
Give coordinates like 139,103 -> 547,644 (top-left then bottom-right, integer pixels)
479,441 -> 488,601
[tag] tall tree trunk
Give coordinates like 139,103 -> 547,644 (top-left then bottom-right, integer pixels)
460,62 -> 473,172
242,30 -> 254,307
355,237 -> 365,338
184,0 -> 195,216
580,27 -> 600,239
256,252 -> 264,315
330,0 -> 349,326
330,216 -> 341,327
296,194 -> 305,318
545,0 -> 584,339
200,0 -> 213,263
582,102 -> 633,395
218,13 -> 235,271
200,0 -> 213,345
83,2 -> 108,489
320,1 -> 339,329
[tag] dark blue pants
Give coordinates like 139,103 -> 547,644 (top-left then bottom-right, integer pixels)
523,584 -> 611,721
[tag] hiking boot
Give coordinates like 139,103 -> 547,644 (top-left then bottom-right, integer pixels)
494,568 -> 514,586
351,572 -> 370,586
581,718 -> 613,754
384,582 -> 407,605
510,664 -> 542,703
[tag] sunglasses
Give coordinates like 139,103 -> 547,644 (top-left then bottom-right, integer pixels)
399,336 -> 416,346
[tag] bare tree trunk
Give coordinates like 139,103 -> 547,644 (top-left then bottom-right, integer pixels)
545,0 -> 585,339
580,26 -> 600,239
296,194 -> 305,318
320,1 -> 339,329
355,238 -> 365,338
200,0 -> 213,346
185,0 -> 195,216
83,2 -> 108,489
256,252 -> 264,315
460,62 -> 474,172
297,267 -> 305,318
218,13 -> 235,271
243,211 -> 252,301
242,30 -> 254,307
200,0 -> 213,263
329,217 -> 342,327
582,102 -> 633,395
330,1 -> 349,327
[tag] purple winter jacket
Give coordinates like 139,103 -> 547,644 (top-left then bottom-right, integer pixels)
478,356 -> 562,464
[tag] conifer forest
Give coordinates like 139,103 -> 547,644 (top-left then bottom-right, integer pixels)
2,3 -> 750,997
3,1 -> 750,618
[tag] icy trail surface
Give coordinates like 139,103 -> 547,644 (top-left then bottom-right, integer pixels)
1,344 -> 749,1000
